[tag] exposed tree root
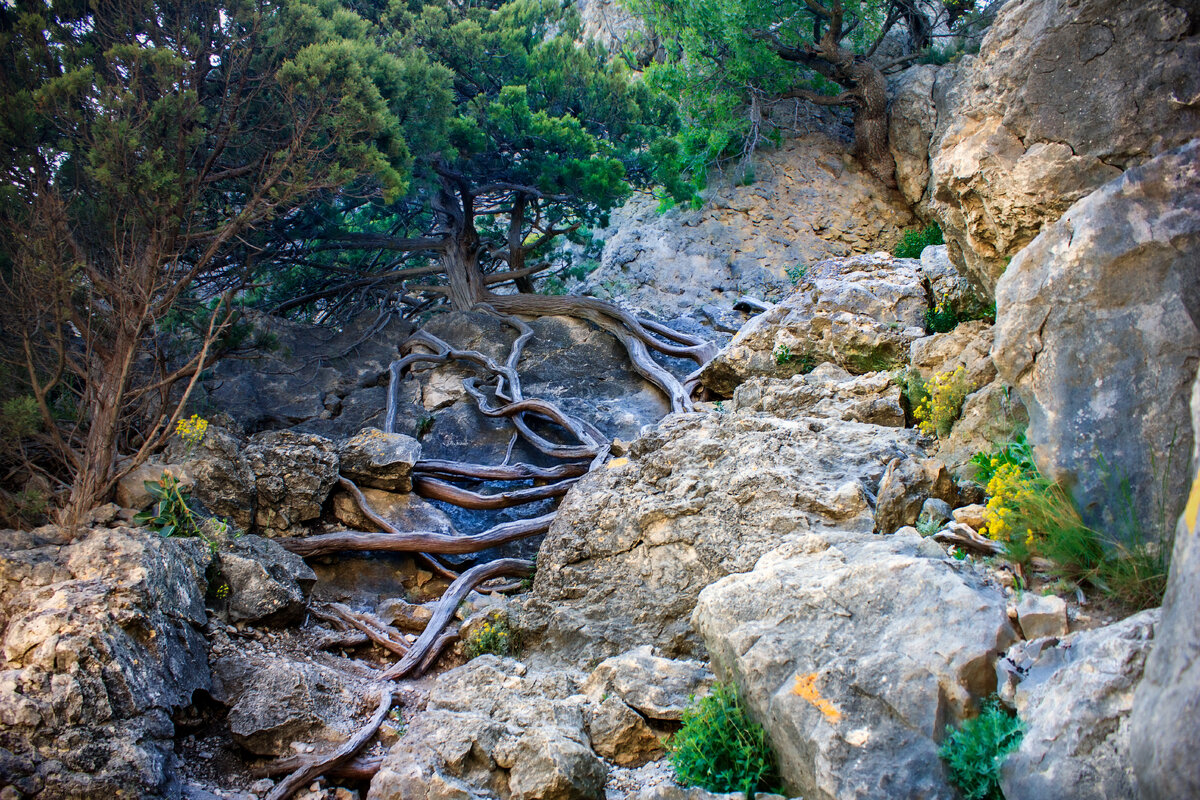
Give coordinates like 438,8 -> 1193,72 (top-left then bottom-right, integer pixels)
413,474 -> 578,509
254,753 -> 384,781
282,513 -> 553,558
310,603 -> 409,657
415,458 -> 588,481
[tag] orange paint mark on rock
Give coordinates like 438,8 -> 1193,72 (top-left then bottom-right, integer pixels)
793,673 -> 842,723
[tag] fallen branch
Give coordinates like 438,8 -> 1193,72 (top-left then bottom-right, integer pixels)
418,630 -> 460,673
932,523 -> 1005,555
310,603 -> 409,657
414,459 -> 588,481
254,753 -> 384,781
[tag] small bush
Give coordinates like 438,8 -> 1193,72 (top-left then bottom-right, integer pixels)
785,263 -> 807,285
893,223 -> 944,259
939,698 -> 1024,800
912,366 -> 971,438
0,395 -> 41,441
969,434 -> 1034,484
465,613 -> 516,658
773,343 -> 816,373
668,683 -> 782,796
134,472 -> 231,552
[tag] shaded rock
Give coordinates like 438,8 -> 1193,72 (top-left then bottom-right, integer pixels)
937,381 -> 1028,478
694,528 -> 1016,800
0,528 -> 210,799
918,498 -> 952,530
166,424 -> 258,530
578,0 -> 645,53
337,429 -> 421,492
907,320 -> 995,389
211,652 -> 376,758
375,598 -> 434,633
216,535 -> 316,625
700,253 -> 928,396
586,695 -> 662,767
368,657 -> 606,800
582,646 -> 714,722
1131,367 -> 1200,799
519,411 -> 921,663
875,457 -> 957,534
1001,609 -> 1159,800
331,487 -> 456,536
993,140 -> 1200,540
117,462 -> 194,510
887,64 -> 940,211
243,431 -> 339,534
1015,594 -> 1068,640
729,364 -> 905,426
930,0 -> 1200,293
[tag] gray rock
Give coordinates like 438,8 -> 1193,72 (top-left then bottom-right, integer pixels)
1131,367 -> 1200,799
244,430 -> 339,534
729,364 -> 905,427
166,424 -> 258,530
874,456 -> 957,534
918,245 -> 989,320
1015,593 -> 1068,641
337,429 -> 421,492
116,462 -> 194,510
917,498 -> 952,530
693,528 -> 1017,800
1001,609 -> 1160,800
993,140 -> 1200,540
518,410 -> 921,664
330,486 -> 456,536
937,381 -> 1028,478
0,528 -> 210,799
930,0 -> 1200,294
216,535 -> 316,625
587,695 -> 662,767
887,64 -> 940,212
582,646 -> 714,722
368,657 -> 606,800
908,320 -> 995,390
700,253 -> 928,396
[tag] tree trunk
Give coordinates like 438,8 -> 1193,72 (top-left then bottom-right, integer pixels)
847,59 -> 897,189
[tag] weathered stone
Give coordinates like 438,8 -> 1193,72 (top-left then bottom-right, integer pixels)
887,64 -> 939,211
337,429 -> 421,492
216,535 -> 316,625
951,504 -> 987,530
694,528 -> 1016,800
0,528 -> 210,799
930,0 -> 1200,293
582,646 -> 714,722
729,364 -> 905,427
874,456 -> 957,534
918,245 -> 990,321
375,598 -> 434,633
1001,609 -> 1159,800
907,320 -> 995,389
918,498 -> 952,530
519,411 -> 921,663
330,487 -> 456,536
1131,367 -> 1200,799
993,140 -> 1200,539
937,381 -> 1028,478
586,695 -> 663,767
578,0 -> 645,53
243,431 -> 339,534
1015,594 -> 1068,641
165,424 -> 258,530
700,253 -> 928,396
368,657 -> 606,800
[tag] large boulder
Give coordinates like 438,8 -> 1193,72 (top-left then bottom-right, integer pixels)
693,528 -> 1017,800
337,429 -> 421,492
518,409 -> 921,665
367,657 -> 607,800
699,253 -> 929,396
1131,368 -> 1200,798
243,430 -> 340,534
214,535 -> 316,625
728,364 -> 905,427
993,140 -> 1200,539
887,64 -> 940,212
929,0 -> 1200,294
1001,609 -> 1160,800
874,456 -> 958,534
0,528 -> 211,799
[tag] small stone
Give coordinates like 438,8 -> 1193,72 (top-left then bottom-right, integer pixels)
952,504 -> 988,530
309,783 -> 321,793
918,497 -> 953,529
249,779 -> 275,796
334,789 -> 358,800
1016,593 -> 1069,640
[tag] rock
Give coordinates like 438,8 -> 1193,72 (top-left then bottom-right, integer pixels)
694,528 -> 1017,800
874,457 -> 957,534
907,320 -> 995,389
243,431 -> 339,534
367,657 -> 606,800
375,598 -> 434,633
336,429 -> 421,492
633,787 -> 787,800
700,253 -> 928,396
918,498 -> 952,530
330,487 -> 456,537
582,646 -> 714,722
993,140 -> 1200,539
518,410 -> 921,663
729,364 -> 905,426
1131,367 -> 1200,799
1015,594 -> 1068,640
211,651 -> 376,757
1001,609 -> 1160,800
578,0 -> 646,53
216,535 -> 317,625
937,381 -> 1028,478
929,0 -> 1200,294
918,245 -> 989,319
116,462 -> 194,510
166,424 -> 259,530
887,64 -> 939,211
951,504 -> 987,530
588,135 -> 915,321
0,527 -> 210,799
586,696 -> 663,767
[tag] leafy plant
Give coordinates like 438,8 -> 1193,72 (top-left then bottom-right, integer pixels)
970,434 -> 1035,485
668,683 -> 782,796
465,613 -> 516,658
0,396 -> 41,441
925,294 -> 997,334
894,223 -> 944,259
773,344 -> 816,373
785,264 -> 807,285
939,698 -> 1024,800
773,344 -> 793,366
134,473 -> 231,553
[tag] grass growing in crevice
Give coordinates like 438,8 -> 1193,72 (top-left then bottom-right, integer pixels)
893,222 -> 944,259
938,698 -> 1023,800
668,683 -> 783,797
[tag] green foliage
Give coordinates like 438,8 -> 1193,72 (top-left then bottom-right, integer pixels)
772,344 -> 815,373
970,434 -> 1034,485
912,367 -> 971,438
465,613 -> 516,658
938,698 -> 1024,800
894,368 -> 930,413
415,415 -> 435,439
668,683 -> 782,796
785,264 -> 808,285
0,397 -> 41,442
134,473 -> 232,552
924,295 -> 996,334
894,223 -> 945,259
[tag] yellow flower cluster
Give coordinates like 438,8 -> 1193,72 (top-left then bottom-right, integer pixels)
913,366 -> 970,438
984,462 -> 1036,544
467,617 -> 513,658
175,414 -> 208,446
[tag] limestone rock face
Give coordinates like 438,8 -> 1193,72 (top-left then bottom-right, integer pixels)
577,0 -> 645,53
937,381 -> 1028,478
586,695 -> 662,767
588,135 -> 915,320
368,657 -> 606,800
1002,609 -> 1160,800
874,457 -> 958,534
244,430 -> 340,534
581,645 -> 714,722
215,535 -> 316,625
519,410 -> 921,664
929,0 -> 1200,293
693,529 -> 1017,800
992,140 -> 1200,539
729,364 -> 905,427
0,528 -> 210,799
907,320 -> 995,389
337,429 -> 421,492
700,253 -> 928,396
1131,368 -> 1200,799
887,64 -> 940,211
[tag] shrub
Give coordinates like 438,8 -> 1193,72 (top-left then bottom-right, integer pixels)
0,395 -> 41,441
785,264 -> 807,285
668,683 -> 782,796
969,434 -> 1034,484
938,698 -> 1024,800
912,366 -> 971,438
773,343 -> 816,373
924,294 -> 997,335
465,613 -> 516,658
893,222 -> 944,259
134,472 -> 231,552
